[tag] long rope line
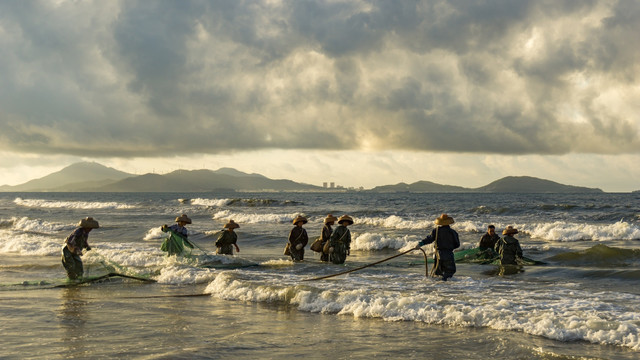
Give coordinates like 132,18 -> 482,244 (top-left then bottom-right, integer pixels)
302,247 -> 429,282
53,273 -> 157,288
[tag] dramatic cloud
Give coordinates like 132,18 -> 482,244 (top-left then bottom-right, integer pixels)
0,0 -> 639,157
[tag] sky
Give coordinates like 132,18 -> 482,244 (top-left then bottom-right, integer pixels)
0,0 -> 639,191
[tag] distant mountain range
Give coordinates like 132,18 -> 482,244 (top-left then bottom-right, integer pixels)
0,162 -> 320,192
369,176 -> 603,193
0,162 -> 604,193
0,162 -> 133,192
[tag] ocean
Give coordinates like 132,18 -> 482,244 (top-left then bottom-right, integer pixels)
1,191 -> 639,359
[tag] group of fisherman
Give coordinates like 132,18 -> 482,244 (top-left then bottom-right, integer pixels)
61,213 -> 524,282
284,213 -> 354,264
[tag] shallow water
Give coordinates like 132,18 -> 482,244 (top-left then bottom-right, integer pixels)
1,191 -> 639,359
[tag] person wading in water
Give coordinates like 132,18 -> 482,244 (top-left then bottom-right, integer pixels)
327,215 -> 353,265
61,217 -> 100,280
160,214 -> 193,256
416,214 -> 460,281
319,214 -> 337,262
287,215 -> 309,261
215,219 -> 240,255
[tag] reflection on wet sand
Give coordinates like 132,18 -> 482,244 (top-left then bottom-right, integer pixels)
58,288 -> 88,357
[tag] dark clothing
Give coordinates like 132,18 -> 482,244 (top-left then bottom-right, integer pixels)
479,233 -> 500,250
215,230 -> 237,255
320,224 -> 332,262
65,227 -> 90,255
288,226 -> 308,261
418,225 -> 460,280
495,235 -> 523,265
329,225 -> 351,264
61,227 -> 91,279
61,246 -> 84,279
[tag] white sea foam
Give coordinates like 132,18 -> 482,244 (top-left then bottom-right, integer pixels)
13,197 -> 135,209
155,265 -> 217,284
0,231 -> 62,256
143,226 -> 166,241
352,215 -> 640,242
355,215 -> 483,233
0,216 -> 71,234
211,210 -> 301,224
357,215 -> 432,230
522,220 -> 640,241
85,244 -> 167,268
351,232 -> 420,251
259,259 -> 294,266
205,272 -> 640,351
190,198 -> 233,207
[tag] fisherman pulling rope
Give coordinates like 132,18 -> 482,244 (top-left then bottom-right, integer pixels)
303,214 -> 460,282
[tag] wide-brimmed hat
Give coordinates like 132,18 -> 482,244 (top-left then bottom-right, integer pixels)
175,214 -> 192,224
338,215 -> 354,225
78,217 -> 100,229
224,219 -> 239,229
324,214 -> 338,224
502,226 -> 518,235
434,214 -> 455,226
292,215 -> 308,225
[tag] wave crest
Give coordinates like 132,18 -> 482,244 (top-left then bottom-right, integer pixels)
14,197 -> 134,209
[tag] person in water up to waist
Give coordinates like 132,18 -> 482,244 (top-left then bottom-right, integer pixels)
160,214 -> 193,256
416,214 -> 460,281
328,215 -> 353,265
215,219 -> 240,255
478,224 -> 500,250
495,226 -> 523,265
288,215 -> 309,261
61,217 -> 100,280
320,214 -> 337,262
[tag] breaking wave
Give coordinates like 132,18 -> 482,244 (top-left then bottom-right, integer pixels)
13,197 -> 135,209
516,221 -> 640,241
185,198 -> 301,207
351,232 -> 420,251
0,217 -> 71,234
205,271 -> 640,351
211,210 -> 302,224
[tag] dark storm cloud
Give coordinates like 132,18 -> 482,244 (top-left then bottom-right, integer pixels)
0,0 -> 638,157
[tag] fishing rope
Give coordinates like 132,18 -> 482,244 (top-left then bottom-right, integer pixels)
429,227 -> 440,278
302,247 -> 429,282
188,239 -> 217,261
54,273 -> 157,288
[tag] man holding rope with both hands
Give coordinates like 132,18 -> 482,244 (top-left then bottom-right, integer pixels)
415,214 -> 460,281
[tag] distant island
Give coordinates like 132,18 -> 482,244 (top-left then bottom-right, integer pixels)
369,176 -> 602,193
0,162 -> 604,193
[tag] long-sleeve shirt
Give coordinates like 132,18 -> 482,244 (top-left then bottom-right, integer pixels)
479,233 -> 500,250
216,230 -> 238,255
168,224 -> 188,238
495,235 -> 523,265
418,225 -> 460,251
329,225 -> 351,250
65,227 -> 90,255
288,227 -> 308,247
